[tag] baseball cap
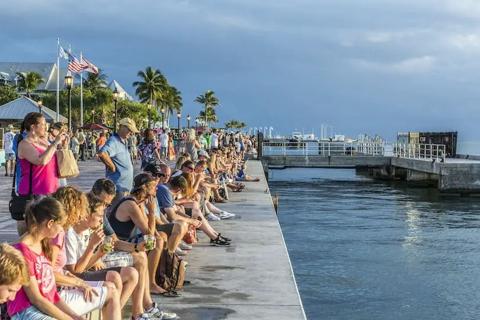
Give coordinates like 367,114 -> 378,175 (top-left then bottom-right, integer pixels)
143,163 -> 164,177
131,173 -> 158,193
118,118 -> 139,133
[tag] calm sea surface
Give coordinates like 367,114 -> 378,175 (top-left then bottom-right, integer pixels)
269,168 -> 480,320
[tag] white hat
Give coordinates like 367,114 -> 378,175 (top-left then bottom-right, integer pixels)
198,150 -> 210,159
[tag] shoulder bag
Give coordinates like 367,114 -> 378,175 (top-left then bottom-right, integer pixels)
9,159 -> 34,221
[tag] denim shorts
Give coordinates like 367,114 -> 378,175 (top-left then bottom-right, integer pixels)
11,306 -> 55,320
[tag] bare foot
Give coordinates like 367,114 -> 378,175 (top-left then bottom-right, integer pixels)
150,283 -> 168,294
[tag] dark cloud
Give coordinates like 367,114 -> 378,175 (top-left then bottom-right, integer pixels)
1,0 -> 480,145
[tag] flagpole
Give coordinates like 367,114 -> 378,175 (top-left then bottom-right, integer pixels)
56,38 -> 60,122
80,51 -> 84,127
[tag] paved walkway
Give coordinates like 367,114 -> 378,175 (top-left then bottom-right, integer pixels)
0,160 -> 306,320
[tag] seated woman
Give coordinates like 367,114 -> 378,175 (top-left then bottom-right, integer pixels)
52,187 -> 124,318
143,164 -> 190,253
177,171 -> 232,245
0,243 -> 29,304
107,173 -> 175,296
7,197 -> 88,320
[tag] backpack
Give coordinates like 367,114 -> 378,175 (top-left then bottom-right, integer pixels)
155,249 -> 186,292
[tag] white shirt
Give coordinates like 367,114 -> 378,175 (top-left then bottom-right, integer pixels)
160,133 -> 169,148
210,133 -> 218,149
65,227 -> 90,265
235,141 -> 241,153
4,131 -> 15,154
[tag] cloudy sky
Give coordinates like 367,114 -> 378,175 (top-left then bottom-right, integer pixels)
2,0 -> 480,146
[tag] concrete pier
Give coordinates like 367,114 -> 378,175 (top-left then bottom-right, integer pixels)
262,154 -> 480,193
0,160 -> 306,320
163,160 -> 306,319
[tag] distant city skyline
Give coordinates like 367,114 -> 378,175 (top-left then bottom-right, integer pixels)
1,0 -> 480,147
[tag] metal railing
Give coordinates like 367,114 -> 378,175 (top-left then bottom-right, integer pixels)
262,141 -> 385,157
393,143 -> 445,161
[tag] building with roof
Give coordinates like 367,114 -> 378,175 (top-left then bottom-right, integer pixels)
108,80 -> 133,101
0,62 -> 67,91
0,96 -> 67,127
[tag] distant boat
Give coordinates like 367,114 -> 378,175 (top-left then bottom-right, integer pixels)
291,131 -> 316,140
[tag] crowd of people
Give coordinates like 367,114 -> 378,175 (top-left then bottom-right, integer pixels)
0,112 -> 258,320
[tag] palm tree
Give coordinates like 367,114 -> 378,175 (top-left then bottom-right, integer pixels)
83,69 -> 108,123
133,67 -> 167,127
225,120 -> 239,129
194,90 -> 219,127
83,69 -> 108,90
15,72 -> 43,97
225,120 -> 247,129
161,85 -> 182,126
197,108 -> 218,124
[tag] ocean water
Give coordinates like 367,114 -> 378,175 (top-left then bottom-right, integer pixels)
269,168 -> 480,320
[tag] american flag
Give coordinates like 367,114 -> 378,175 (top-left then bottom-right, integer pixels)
68,56 -> 87,74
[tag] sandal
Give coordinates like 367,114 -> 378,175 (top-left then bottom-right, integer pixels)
156,291 -> 181,298
218,233 -> 231,242
210,236 -> 230,246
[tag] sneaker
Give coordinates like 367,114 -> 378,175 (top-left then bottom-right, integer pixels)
175,248 -> 187,256
146,302 -> 178,320
179,241 -> 192,250
132,313 -> 154,320
210,236 -> 231,246
206,213 -> 221,221
219,211 -> 235,219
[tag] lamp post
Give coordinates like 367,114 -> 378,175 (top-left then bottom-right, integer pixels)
187,114 -> 191,129
113,88 -> 119,133
64,73 -> 73,131
160,107 -> 165,130
37,100 -> 43,113
177,112 -> 181,131
147,104 -> 151,129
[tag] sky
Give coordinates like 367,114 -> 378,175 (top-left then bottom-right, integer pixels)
2,0 -> 480,146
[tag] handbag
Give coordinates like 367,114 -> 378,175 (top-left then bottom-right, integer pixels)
182,224 -> 197,245
56,148 -> 79,178
9,161 -> 34,221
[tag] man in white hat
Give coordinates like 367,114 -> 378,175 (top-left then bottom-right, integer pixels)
4,125 -> 15,177
98,118 -> 139,203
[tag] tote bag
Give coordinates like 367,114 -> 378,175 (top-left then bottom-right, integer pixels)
57,149 -> 80,178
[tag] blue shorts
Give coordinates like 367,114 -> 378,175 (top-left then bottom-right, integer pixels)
11,306 -> 55,320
